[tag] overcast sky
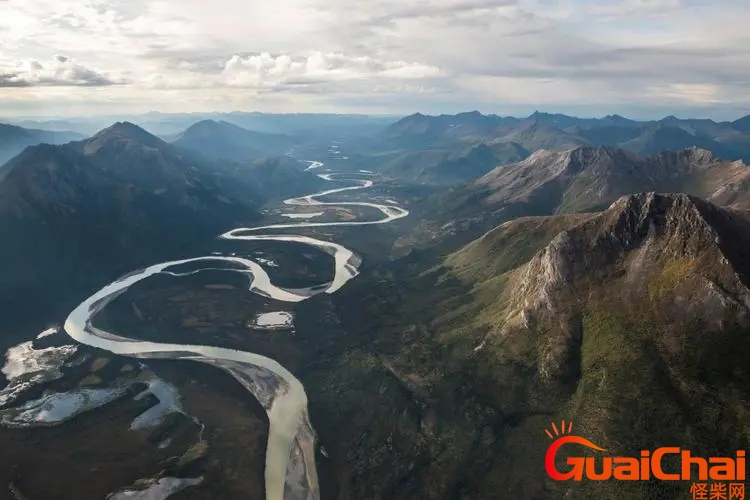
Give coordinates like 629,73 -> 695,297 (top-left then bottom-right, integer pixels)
1,0 -> 749,119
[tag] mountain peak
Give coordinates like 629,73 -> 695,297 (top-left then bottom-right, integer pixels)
101,121 -> 153,136
83,121 -> 165,155
652,145 -> 716,165
511,192 -> 745,324
181,119 -> 246,136
733,114 -> 750,133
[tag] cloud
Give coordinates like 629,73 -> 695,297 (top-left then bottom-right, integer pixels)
1,0 -> 750,118
0,55 -> 121,87
589,0 -> 683,19
138,51 -> 444,92
221,52 -> 443,85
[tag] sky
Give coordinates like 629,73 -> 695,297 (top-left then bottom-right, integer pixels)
1,0 -> 749,120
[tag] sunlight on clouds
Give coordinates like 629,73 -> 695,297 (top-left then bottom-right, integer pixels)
0,55 -> 122,87
455,75 -> 729,108
0,0 -> 749,116
651,83 -> 723,105
221,52 -> 443,86
138,52 -> 444,90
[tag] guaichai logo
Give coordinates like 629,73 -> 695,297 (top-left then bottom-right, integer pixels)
544,421 -> 746,481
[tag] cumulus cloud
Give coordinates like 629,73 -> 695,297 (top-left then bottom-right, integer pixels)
1,0 -> 750,117
221,52 -> 443,86
139,51 -> 444,92
0,55 -> 120,87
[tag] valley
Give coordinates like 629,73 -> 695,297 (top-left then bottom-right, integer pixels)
0,151 -> 411,500
2,111 -> 750,500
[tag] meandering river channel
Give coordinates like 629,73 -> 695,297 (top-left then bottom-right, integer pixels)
63,161 -> 408,500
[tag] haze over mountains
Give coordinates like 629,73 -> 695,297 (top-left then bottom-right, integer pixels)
0,123 -> 82,166
286,110 -> 750,189
7,112 -> 398,140
381,111 -> 750,159
171,120 -> 296,160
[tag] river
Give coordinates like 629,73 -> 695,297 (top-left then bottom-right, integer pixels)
62,161 -> 408,500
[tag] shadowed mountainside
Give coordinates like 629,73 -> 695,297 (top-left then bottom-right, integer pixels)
0,122 -> 323,332
171,119 -> 296,161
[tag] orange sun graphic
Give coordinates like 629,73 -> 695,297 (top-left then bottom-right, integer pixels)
545,420 -> 574,439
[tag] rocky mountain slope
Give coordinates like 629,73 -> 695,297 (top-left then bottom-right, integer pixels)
398,146 -> 750,251
490,119 -> 587,152
326,192 -> 750,499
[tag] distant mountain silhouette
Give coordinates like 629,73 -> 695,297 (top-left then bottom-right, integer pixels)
171,119 -> 296,160
0,122 -> 83,166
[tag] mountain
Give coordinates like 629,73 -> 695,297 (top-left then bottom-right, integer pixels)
328,192 -> 750,499
376,111 -> 750,167
526,110 -> 595,129
618,124 -> 741,158
397,146 -> 750,251
572,124 -> 643,146
382,112 -> 519,146
733,114 -> 750,134
171,120 -> 295,160
0,122 -> 321,329
0,123 -> 83,166
363,142 -> 529,185
12,113 -> 397,139
224,156 -> 328,199
492,119 -> 587,151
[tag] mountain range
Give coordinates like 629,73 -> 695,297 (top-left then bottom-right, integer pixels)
396,145 -> 750,251
383,111 -> 750,153
363,111 -> 750,186
9,112 -> 398,139
0,121 -> 324,331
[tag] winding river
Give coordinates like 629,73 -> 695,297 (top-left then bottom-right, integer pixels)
62,161 -> 408,500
